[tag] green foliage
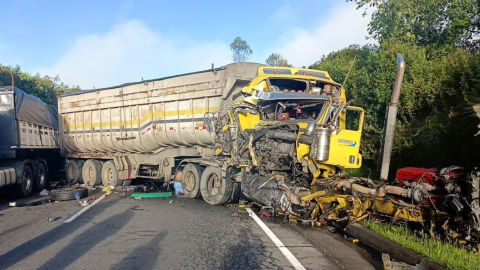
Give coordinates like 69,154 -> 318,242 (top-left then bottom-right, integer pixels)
0,65 -> 79,106
363,221 -> 480,270
265,53 -> 292,67
348,0 -> 480,51
230,37 -> 253,63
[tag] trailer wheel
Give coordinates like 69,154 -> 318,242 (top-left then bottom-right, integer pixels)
66,160 -> 83,184
82,159 -> 102,186
182,163 -> 203,199
13,163 -> 34,198
34,162 -> 48,191
101,161 -> 121,187
229,182 -> 241,204
50,187 -> 88,201
200,166 -> 233,205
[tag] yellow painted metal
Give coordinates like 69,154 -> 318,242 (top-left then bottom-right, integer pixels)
214,148 -> 223,155
324,106 -> 364,169
237,111 -> 260,132
373,199 -> 424,223
301,190 -> 327,202
306,191 -> 425,224
257,66 -> 332,79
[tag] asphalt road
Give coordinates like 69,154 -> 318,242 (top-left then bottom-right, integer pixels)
0,190 -> 382,270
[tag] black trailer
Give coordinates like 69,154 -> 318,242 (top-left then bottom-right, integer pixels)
0,86 -> 61,197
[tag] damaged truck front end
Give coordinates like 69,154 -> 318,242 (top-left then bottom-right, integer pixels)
213,67 -> 365,219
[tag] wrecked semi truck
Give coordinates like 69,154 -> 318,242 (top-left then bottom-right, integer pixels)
58,63 -> 365,205
0,85 -> 60,197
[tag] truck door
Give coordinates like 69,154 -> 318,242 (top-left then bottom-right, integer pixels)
326,106 -> 364,168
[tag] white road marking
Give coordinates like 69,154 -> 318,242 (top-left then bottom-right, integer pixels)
64,192 -> 111,223
246,207 -> 307,270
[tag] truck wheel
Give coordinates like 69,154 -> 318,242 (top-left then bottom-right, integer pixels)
66,160 -> 83,184
200,166 -> 233,205
82,160 -> 102,186
182,163 -> 203,199
34,162 -> 48,191
101,161 -> 121,187
229,182 -> 241,204
13,164 -> 34,198
50,187 -> 88,201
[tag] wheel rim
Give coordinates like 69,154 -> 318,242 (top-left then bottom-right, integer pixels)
207,173 -> 221,195
23,169 -> 32,190
185,171 -> 196,192
68,165 -> 76,180
87,165 -> 94,182
105,167 -> 114,186
38,167 -> 46,185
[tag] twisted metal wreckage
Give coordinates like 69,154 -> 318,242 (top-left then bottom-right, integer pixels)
237,55 -> 480,249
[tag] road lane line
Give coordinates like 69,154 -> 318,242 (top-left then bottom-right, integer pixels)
246,207 -> 306,270
64,192 -> 111,223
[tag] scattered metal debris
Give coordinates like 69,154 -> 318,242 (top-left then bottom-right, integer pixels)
47,216 -> 59,222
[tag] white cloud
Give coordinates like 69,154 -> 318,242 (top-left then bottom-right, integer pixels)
40,20 -> 231,89
273,2 -> 371,67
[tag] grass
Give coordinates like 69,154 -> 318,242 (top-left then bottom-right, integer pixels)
362,220 -> 480,270
345,167 -> 373,178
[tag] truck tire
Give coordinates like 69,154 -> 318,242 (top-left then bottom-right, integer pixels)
200,166 -> 233,205
101,161 -> 121,187
182,163 -> 203,199
229,182 -> 241,204
34,162 -> 48,191
82,159 -> 102,186
66,160 -> 83,184
50,187 -> 88,201
13,163 -> 34,198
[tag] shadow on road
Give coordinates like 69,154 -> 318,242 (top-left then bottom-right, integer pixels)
113,231 -> 167,270
37,208 -> 134,270
219,228 -> 266,270
0,198 -> 119,269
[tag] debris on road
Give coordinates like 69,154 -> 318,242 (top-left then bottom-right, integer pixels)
39,189 -> 49,196
172,181 -> 184,196
49,187 -> 88,201
47,216 -> 58,222
130,192 -> 173,199
9,195 -> 50,207
76,199 -> 89,207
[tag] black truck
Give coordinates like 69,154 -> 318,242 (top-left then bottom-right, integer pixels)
0,86 -> 61,197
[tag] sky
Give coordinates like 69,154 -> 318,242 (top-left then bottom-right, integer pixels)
0,0 -> 371,89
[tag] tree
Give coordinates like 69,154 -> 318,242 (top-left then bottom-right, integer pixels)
230,37 -> 253,63
0,64 -> 79,106
348,0 -> 480,50
265,53 -> 292,67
